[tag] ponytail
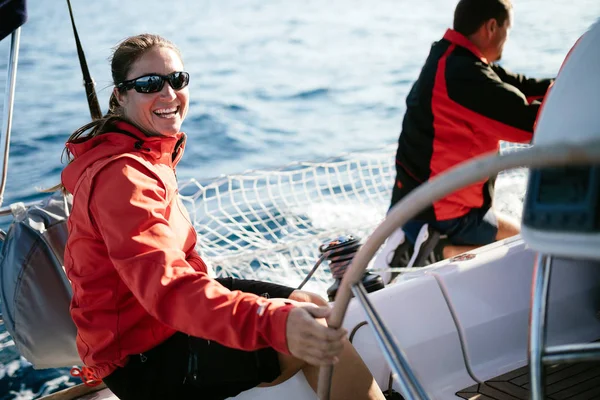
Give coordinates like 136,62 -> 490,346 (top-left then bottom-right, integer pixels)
42,92 -> 124,194
61,91 -> 124,162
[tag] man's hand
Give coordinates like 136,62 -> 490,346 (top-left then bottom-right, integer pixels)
285,302 -> 347,366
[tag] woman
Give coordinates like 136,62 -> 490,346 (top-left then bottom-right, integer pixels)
60,34 -> 385,400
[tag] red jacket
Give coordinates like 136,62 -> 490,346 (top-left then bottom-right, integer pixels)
61,121 -> 293,379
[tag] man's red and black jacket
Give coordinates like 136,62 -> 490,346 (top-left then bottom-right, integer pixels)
392,29 -> 553,221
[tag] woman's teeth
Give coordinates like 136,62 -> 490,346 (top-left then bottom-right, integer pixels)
154,107 -> 179,118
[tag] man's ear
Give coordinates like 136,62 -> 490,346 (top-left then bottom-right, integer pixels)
487,18 -> 498,36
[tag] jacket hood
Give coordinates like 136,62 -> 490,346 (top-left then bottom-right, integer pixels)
61,121 -> 185,193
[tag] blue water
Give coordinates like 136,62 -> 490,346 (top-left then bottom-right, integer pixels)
0,0 -> 598,398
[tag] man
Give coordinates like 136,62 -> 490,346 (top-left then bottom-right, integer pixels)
385,0 -> 554,276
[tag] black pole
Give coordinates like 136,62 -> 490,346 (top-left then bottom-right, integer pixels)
66,0 -> 102,120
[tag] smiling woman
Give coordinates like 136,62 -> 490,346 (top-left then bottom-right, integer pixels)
57,33 -> 386,400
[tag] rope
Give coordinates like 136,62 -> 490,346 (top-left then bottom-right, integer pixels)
348,321 -> 368,343
325,240 -> 362,279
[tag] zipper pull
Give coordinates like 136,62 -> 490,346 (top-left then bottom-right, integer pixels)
139,353 -> 147,363
184,351 -> 194,384
192,352 -> 198,382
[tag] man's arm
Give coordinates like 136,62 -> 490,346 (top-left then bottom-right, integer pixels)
445,58 -> 542,143
490,63 -> 554,99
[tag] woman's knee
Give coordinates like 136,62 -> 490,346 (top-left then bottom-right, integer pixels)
495,213 -> 521,240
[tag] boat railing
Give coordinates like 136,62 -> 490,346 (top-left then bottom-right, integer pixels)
0,200 -> 41,217
0,27 -> 43,220
0,29 -> 21,210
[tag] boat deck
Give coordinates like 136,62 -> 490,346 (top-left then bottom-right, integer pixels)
456,362 -> 600,400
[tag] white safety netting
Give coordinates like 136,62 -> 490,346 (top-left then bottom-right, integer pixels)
179,143 -> 529,295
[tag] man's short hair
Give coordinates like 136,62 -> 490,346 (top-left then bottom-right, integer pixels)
453,0 -> 512,36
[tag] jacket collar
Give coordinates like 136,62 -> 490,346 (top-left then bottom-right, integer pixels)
112,121 -> 186,165
443,29 -> 489,64
62,120 -> 186,193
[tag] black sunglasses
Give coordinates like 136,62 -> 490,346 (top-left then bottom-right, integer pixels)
116,71 -> 190,94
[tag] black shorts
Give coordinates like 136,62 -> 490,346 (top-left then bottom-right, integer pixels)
403,206 -> 499,246
103,278 -> 295,400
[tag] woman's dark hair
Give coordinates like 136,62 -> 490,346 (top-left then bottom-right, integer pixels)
63,33 -> 182,163
453,0 -> 512,36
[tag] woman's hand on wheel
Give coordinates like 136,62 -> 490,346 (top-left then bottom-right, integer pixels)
285,303 -> 347,366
